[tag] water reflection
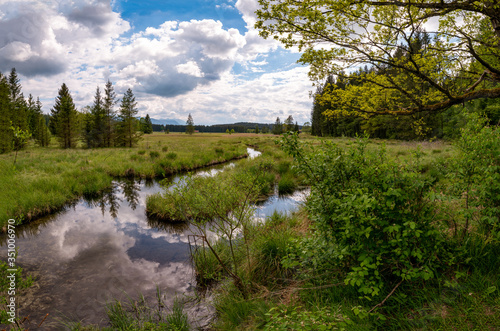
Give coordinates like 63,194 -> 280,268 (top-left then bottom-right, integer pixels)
0,179 -> 196,330
0,148 -> 304,330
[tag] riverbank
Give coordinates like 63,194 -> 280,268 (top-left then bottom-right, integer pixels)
0,133 -> 251,227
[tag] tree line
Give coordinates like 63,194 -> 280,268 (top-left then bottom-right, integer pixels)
0,68 -> 157,153
310,30 -> 500,140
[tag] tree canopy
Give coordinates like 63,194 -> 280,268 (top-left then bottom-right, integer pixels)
256,0 -> 500,116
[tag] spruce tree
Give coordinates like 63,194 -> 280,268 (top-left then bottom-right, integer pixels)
34,98 -> 50,147
255,124 -> 259,134
186,113 -> 195,134
116,88 -> 141,147
144,114 -> 153,134
8,68 -> 27,131
272,117 -> 283,135
91,86 -> 105,147
27,94 -> 38,134
103,80 -> 116,147
51,83 -> 78,148
284,115 -> 294,132
0,72 -> 13,153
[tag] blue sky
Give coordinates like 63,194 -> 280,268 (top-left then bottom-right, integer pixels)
0,0 -> 312,125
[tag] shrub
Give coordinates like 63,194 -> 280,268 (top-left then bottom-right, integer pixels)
278,132 -> 453,299
149,151 -> 160,159
166,152 -> 177,160
162,146 -> 168,152
138,150 -> 146,155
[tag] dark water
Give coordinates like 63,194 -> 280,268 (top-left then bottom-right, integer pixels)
0,148 -> 307,329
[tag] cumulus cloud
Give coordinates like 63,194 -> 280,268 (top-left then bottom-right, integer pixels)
3,0 -> 312,124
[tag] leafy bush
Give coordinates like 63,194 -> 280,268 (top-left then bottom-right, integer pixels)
279,133 -> 453,299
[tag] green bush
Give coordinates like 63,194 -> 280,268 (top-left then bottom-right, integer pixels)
279,133 -> 453,299
166,152 -> 177,160
149,151 -> 160,159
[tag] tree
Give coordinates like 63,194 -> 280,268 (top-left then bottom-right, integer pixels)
256,1 -> 500,116
103,80 -> 117,147
255,125 -> 259,134
11,124 -> 31,165
141,114 -> 153,134
116,88 -> 141,147
34,98 -> 50,147
88,86 -> 106,148
284,115 -> 294,132
302,122 -> 312,134
272,117 -> 283,135
8,68 -> 27,131
0,73 -> 13,153
51,83 -> 78,148
186,113 -> 195,135
294,121 -> 299,132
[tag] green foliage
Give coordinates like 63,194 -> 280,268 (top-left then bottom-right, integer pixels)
449,113 -> 500,241
256,0 -> 500,117
149,151 -> 160,159
51,83 -> 79,148
0,255 -> 33,324
279,132 -> 452,299
277,174 -> 296,195
141,114 -> 154,134
272,117 -> 282,135
263,305 -> 343,330
116,88 -> 141,147
185,113 -> 195,135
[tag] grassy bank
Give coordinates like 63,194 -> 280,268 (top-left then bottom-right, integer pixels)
0,133 -> 250,227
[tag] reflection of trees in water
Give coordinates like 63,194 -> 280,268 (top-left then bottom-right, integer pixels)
82,180 -> 141,217
121,180 -> 140,211
146,216 -> 190,234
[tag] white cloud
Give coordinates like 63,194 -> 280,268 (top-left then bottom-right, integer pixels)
3,0 -> 312,124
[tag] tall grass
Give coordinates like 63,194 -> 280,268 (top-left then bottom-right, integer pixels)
0,133 -> 251,226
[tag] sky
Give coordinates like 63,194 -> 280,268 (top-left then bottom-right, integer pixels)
0,0 -> 313,125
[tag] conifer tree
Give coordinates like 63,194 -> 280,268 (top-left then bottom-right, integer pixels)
103,80 -> 116,147
272,117 -> 283,135
141,114 -> 153,134
255,124 -> 259,134
27,94 -> 38,135
116,88 -> 141,147
8,68 -> 27,131
34,98 -> 50,147
51,83 -> 78,148
186,113 -> 195,134
0,72 -> 13,153
284,115 -> 294,132
91,86 -> 105,147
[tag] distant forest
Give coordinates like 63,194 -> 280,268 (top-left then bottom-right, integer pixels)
0,68 -> 303,154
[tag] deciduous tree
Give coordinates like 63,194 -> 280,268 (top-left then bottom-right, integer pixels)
256,0 -> 500,116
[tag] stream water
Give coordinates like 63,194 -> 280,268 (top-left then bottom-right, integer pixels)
0,148 -> 308,330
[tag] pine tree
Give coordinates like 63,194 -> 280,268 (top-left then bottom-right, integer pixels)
103,80 -> 116,147
51,83 -> 78,148
284,115 -> 294,132
116,88 -> 141,147
186,113 -> 195,134
8,68 -> 27,131
272,117 -> 283,135
0,72 -> 13,153
27,94 -> 38,134
141,114 -> 153,134
91,86 -> 105,147
294,121 -> 299,132
34,98 -> 50,147
255,125 -> 259,134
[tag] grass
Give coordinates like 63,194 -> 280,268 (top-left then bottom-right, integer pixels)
0,133 -> 252,226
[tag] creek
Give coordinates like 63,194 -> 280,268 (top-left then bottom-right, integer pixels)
0,148 -> 308,329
